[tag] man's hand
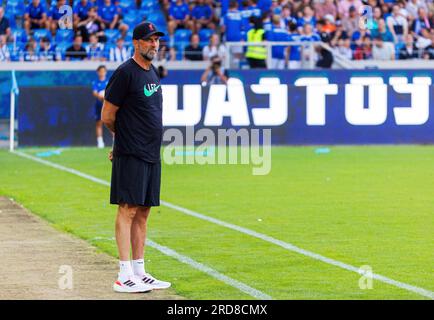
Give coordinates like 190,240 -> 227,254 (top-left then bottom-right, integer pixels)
108,150 -> 113,162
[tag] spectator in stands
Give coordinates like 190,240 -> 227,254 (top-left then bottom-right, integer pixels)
406,0 -> 429,20
86,33 -> 106,61
297,6 -> 316,32
221,0 -> 244,63
0,34 -> 10,61
335,37 -> 353,59
280,5 -> 297,28
156,38 -> 176,62
287,21 -> 302,69
203,33 -> 226,60
0,7 -> 11,41
77,7 -> 105,42
109,37 -> 131,62
38,36 -> 57,61
73,0 -> 93,28
65,35 -> 87,61
399,34 -> 420,58
266,14 -> 290,69
185,33 -> 204,60
24,0 -> 48,34
386,4 -> 409,43
300,23 -> 321,66
411,7 -> 433,35
366,6 -> 383,35
338,0 -> 363,19
293,0 -> 313,18
415,27 -> 433,51
372,19 -> 395,43
200,55 -> 228,85
221,1 -> 243,41
314,0 -> 338,21
362,35 -> 373,60
22,38 -> 38,61
191,0 -> 215,33
372,35 -> 395,60
48,0 -> 69,36
342,6 -> 360,38
168,0 -> 193,35
98,0 -> 129,36
315,45 -> 333,68
241,0 -> 262,32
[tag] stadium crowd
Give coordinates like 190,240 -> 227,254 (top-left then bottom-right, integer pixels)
0,0 -> 434,65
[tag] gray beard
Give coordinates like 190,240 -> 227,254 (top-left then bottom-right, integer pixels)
141,51 -> 155,61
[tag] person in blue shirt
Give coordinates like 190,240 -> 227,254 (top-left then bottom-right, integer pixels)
241,0 -> 262,32
98,0 -> 129,36
92,65 -> 109,148
48,0 -> 70,36
299,23 -> 321,68
168,0 -> 192,35
24,0 -> 48,33
221,0 -> 243,42
287,22 -> 302,69
73,0 -> 93,26
86,33 -> 106,61
266,15 -> 290,69
297,6 -> 316,32
38,36 -> 58,61
191,0 -> 214,33
220,0 -> 244,62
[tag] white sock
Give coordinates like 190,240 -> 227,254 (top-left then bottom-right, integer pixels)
118,260 -> 133,281
97,136 -> 104,148
132,259 -> 145,276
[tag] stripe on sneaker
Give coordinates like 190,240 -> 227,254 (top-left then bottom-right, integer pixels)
124,280 -> 134,286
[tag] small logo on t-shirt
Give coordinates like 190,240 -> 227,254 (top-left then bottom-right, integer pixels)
144,83 -> 161,97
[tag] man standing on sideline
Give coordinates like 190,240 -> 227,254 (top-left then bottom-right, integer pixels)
101,22 -> 171,293
92,65 -> 108,148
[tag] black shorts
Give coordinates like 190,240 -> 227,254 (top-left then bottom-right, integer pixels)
110,156 -> 161,207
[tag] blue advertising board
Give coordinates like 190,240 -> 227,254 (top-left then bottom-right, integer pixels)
11,69 -> 434,146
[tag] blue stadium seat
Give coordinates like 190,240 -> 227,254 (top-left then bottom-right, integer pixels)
123,11 -> 139,28
146,11 -> 166,26
124,29 -> 133,42
174,29 -> 192,44
104,29 -> 121,43
118,0 -> 136,14
55,41 -> 71,60
55,29 -> 74,44
12,28 -> 27,43
6,0 -> 26,17
7,42 -> 22,61
140,0 -> 160,12
198,29 -> 214,43
33,29 -> 52,42
174,29 -> 192,61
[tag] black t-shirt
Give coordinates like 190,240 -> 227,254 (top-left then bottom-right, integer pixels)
65,46 -> 87,60
185,45 -> 203,61
105,58 -> 163,163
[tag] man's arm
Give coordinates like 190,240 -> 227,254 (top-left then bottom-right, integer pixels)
101,100 -> 119,133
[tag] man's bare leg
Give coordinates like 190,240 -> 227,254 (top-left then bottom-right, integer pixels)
115,203 -> 138,261
131,206 -> 151,257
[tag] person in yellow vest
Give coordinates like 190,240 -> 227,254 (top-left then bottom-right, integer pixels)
245,16 -> 267,68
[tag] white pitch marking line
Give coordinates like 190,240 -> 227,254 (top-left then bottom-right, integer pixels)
11,150 -> 271,300
12,150 -> 434,300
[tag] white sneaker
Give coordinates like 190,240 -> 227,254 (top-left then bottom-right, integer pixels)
113,275 -> 153,293
138,273 -> 171,289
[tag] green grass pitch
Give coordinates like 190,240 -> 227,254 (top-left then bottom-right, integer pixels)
0,146 -> 433,299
